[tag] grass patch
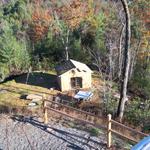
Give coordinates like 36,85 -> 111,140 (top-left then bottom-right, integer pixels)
0,71 -> 60,114
0,88 -> 27,107
89,127 -> 102,136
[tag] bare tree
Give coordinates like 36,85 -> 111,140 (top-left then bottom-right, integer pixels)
117,0 -> 131,122
81,0 -> 131,120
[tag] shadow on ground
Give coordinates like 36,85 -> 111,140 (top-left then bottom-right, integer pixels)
11,115 -> 107,150
13,72 -> 59,90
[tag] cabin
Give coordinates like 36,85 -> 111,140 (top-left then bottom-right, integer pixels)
55,59 -> 93,91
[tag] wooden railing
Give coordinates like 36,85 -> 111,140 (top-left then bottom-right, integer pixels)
107,114 -> 149,148
43,98 -> 149,148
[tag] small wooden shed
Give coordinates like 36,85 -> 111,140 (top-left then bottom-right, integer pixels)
55,59 -> 93,91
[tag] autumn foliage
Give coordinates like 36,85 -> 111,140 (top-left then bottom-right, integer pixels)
28,0 -> 101,42
29,3 -> 53,42
134,1 -> 150,59
55,0 -> 87,30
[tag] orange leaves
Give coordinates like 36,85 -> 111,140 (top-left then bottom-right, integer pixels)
134,1 -> 150,54
141,10 -> 150,25
28,0 -> 86,41
28,0 -> 96,42
56,0 -> 86,30
29,4 -> 53,42
32,9 -> 52,25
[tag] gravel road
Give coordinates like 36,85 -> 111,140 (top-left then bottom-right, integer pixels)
0,115 -> 107,150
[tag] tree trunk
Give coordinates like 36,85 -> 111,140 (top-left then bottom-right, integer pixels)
65,45 -> 69,60
118,24 -> 125,78
65,30 -> 70,60
129,40 -> 141,79
117,0 -> 131,122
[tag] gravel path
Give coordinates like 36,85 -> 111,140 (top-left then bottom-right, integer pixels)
0,115 -> 107,150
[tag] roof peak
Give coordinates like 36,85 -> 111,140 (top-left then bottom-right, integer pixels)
55,59 -> 92,75
69,59 -> 92,72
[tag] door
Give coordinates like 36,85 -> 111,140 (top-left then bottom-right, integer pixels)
71,77 -> 82,88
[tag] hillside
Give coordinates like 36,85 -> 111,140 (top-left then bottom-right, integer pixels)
0,0 -> 150,149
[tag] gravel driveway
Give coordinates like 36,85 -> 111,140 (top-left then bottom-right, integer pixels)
0,115 -> 107,150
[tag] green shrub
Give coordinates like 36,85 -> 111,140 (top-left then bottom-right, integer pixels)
102,96 -> 150,132
131,61 -> 150,99
89,127 -> 101,136
124,98 -> 150,130
102,97 -> 118,117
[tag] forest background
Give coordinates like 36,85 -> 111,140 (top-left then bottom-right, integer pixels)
0,0 -> 150,130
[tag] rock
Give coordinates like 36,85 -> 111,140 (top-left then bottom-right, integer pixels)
32,98 -> 41,102
28,102 -> 37,107
32,99 -> 43,105
47,128 -> 53,132
20,94 -> 28,100
26,94 -> 43,100
50,88 -> 54,90
55,96 -> 61,102
0,89 -> 8,94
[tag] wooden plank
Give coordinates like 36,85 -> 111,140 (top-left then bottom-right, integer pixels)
111,129 -> 139,143
43,97 -> 48,124
107,114 -> 112,148
44,99 -> 106,121
46,106 -> 107,130
111,119 -> 149,137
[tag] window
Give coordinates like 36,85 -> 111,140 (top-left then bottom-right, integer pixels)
71,77 -> 82,88
77,68 -> 81,72
83,70 -> 86,72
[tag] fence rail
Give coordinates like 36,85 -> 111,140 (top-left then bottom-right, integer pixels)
111,119 -> 148,137
42,98 -> 149,148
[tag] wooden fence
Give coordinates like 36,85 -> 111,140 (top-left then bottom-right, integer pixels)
43,98 -> 149,148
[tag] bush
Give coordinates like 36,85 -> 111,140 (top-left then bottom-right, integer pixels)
0,64 -> 9,82
131,61 -> 150,99
89,127 -> 101,136
102,96 -> 118,117
102,96 -> 150,132
124,98 -> 150,131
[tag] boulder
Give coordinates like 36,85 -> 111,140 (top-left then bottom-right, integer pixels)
26,94 -> 43,101
28,102 -> 37,107
32,98 -> 42,102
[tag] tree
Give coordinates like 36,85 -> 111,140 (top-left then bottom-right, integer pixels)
117,0 -> 131,122
28,1 -> 53,43
53,0 -> 87,60
0,21 -> 30,81
130,0 -> 150,99
0,1 -> 31,81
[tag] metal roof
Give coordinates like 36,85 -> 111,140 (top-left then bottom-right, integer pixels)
55,59 -> 92,75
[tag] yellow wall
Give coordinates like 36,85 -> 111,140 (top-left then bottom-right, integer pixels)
58,68 -> 92,91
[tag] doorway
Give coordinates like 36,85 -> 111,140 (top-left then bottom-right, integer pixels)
71,77 -> 82,88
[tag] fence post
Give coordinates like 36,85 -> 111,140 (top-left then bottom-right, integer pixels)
43,95 -> 48,124
107,114 -> 112,148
